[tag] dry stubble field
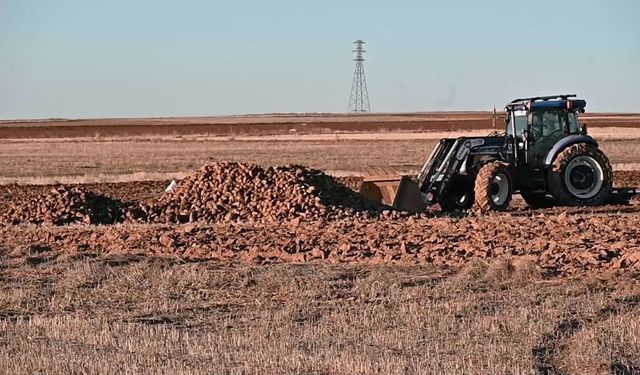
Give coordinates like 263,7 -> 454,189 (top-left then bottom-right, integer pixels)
1,112 -> 640,375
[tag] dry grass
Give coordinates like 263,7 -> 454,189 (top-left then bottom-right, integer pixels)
0,133 -> 638,184
1,253 -> 639,374
0,138 -> 436,182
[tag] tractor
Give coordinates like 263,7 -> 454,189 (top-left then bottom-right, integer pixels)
360,94 -> 638,211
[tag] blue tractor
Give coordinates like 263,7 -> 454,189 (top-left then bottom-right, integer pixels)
417,94 -> 622,211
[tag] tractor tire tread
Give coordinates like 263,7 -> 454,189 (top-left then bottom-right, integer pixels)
547,143 -> 612,206
475,161 -> 513,212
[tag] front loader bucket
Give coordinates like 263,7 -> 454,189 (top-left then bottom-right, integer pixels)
360,175 -> 425,212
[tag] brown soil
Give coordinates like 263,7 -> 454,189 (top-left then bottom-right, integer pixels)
613,170 -> 640,188
128,162 -> 383,224
2,205 -> 640,276
2,112 -> 639,139
0,186 -> 123,225
1,159 -> 640,374
2,112 -> 640,375
1,165 -> 639,277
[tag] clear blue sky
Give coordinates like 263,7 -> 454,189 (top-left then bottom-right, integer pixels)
1,0 -> 639,119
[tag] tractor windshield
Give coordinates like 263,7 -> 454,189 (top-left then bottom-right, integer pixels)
532,109 -> 565,137
531,109 -> 580,136
506,110 -> 527,136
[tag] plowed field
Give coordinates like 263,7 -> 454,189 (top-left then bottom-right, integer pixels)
2,114 -> 640,374
1,167 -> 639,276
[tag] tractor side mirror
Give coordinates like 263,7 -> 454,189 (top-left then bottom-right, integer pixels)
581,124 -> 588,135
527,112 -> 534,126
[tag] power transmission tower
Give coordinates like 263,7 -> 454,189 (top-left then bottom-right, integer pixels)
347,40 -> 370,113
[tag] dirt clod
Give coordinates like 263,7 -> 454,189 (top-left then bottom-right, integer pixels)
0,165 -> 639,276
127,161 -> 384,224
0,186 -> 123,225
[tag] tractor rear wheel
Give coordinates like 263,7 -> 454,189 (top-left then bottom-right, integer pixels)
439,179 -> 475,212
520,190 -> 554,209
475,161 -> 513,212
547,143 -> 612,206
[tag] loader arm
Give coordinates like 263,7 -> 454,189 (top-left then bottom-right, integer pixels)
416,136 -> 511,205
358,135 -> 513,212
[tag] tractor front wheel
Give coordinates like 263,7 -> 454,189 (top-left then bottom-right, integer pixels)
547,144 -> 612,206
475,161 -> 513,212
438,177 -> 475,212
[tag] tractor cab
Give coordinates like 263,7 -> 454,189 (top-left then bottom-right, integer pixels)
505,94 -> 587,168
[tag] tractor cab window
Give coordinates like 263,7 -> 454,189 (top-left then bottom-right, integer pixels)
531,109 -> 568,138
506,110 -> 527,136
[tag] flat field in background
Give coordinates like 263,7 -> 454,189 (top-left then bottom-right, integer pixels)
1,112 -> 639,183
1,112 -> 640,374
3,112 -> 640,138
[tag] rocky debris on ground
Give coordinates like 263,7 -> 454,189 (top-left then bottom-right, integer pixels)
614,171 -> 640,188
0,186 -> 124,225
1,167 -> 639,275
126,162 -> 387,224
2,210 -> 640,276
0,168 -> 638,229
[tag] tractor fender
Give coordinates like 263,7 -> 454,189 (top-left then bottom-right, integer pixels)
544,135 -> 598,167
